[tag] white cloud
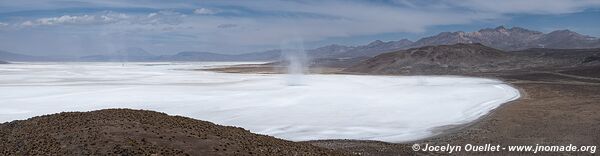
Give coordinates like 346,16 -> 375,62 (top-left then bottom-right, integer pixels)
193,8 -> 218,15
20,12 -> 129,26
19,10 -> 186,27
0,22 -> 8,27
137,10 -> 186,25
22,15 -> 95,26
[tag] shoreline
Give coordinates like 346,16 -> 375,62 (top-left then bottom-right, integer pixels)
204,64 -> 600,155
203,64 -> 525,144
308,72 -> 600,155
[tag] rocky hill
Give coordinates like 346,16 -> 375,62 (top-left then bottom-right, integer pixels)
333,26 -> 600,58
0,109 -> 346,156
533,29 -> 600,49
345,43 -> 600,75
410,26 -> 600,51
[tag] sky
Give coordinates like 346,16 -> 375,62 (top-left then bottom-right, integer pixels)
0,0 -> 600,56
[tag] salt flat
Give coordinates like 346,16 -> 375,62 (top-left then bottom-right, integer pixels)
0,62 -> 519,142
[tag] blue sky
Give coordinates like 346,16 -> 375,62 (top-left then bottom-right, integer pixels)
1,0 -> 600,56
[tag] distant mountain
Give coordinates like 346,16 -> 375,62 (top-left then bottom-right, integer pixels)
329,26 -> 600,58
234,49 -> 282,61
0,50 -> 54,61
156,51 -> 233,61
534,30 -> 600,49
0,60 -> 9,64
345,43 -> 600,75
79,47 -> 155,61
157,50 -> 281,61
410,26 -> 600,51
333,39 -> 414,58
133,47 -> 350,62
0,48 -> 280,62
306,44 -> 353,58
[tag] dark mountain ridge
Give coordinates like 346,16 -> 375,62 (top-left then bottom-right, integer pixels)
410,26 -> 600,51
345,43 -> 600,75
314,26 -> 600,58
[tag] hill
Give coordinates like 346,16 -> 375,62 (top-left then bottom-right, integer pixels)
410,26 -> 600,51
0,109 -> 345,156
345,43 -> 600,75
333,26 -> 600,58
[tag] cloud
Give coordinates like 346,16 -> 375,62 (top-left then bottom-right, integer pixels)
18,10 -> 186,27
22,15 -> 97,26
193,8 -> 218,15
0,22 -> 8,27
20,12 -> 129,26
138,10 -> 186,25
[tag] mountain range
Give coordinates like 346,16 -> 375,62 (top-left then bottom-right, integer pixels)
345,43 -> 600,75
330,26 -> 600,58
410,26 -> 600,51
2,26 -> 600,62
0,50 -> 56,61
78,47 -> 156,61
